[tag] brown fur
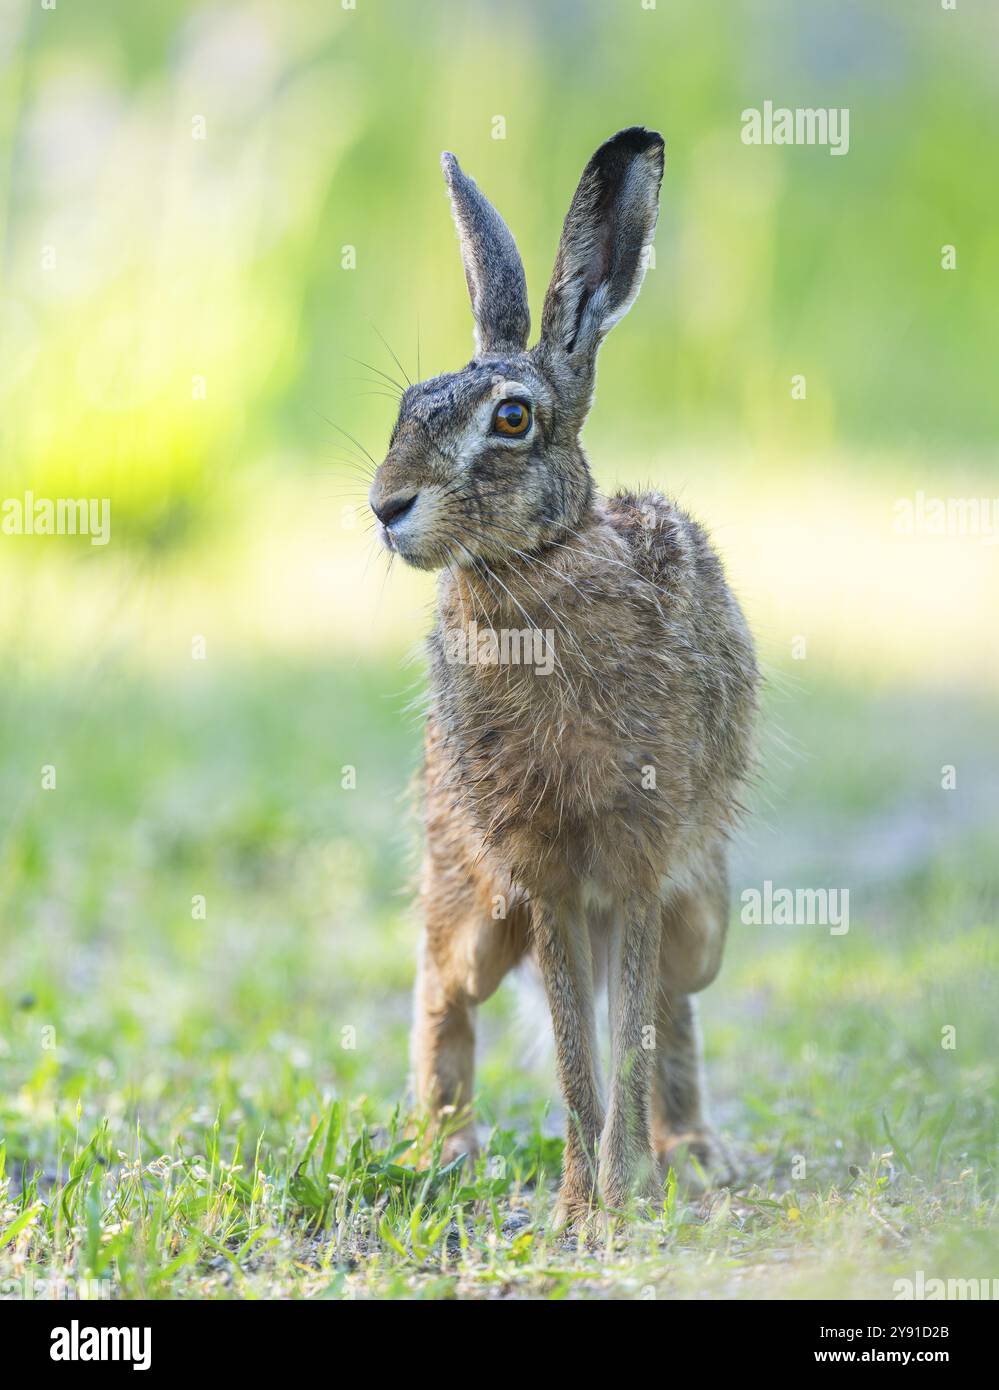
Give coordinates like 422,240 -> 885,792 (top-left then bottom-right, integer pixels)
369,130 -> 758,1223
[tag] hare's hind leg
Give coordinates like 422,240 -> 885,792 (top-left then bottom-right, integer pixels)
652,857 -> 732,1177
413,862 -> 529,1163
650,993 -> 714,1166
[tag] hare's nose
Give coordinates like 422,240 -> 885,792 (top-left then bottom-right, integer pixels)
371,491 -> 418,527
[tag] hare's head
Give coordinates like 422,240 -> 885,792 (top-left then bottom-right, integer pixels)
369,127 -> 664,570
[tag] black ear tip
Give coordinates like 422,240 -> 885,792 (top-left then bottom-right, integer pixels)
603,126 -> 665,165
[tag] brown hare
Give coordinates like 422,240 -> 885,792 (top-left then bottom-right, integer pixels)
368,128 -> 758,1225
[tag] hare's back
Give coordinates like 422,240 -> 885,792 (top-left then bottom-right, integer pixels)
604,487 -> 757,685
605,489 -> 728,602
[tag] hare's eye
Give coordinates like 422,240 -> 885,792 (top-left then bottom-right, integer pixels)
493,399 -> 531,437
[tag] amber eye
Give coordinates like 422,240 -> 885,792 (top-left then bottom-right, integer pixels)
493,399 -> 531,437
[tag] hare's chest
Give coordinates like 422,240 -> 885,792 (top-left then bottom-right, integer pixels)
440,659 -> 649,831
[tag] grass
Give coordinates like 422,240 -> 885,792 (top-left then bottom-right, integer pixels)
1,648 -> 997,1299
3,0 -> 998,1302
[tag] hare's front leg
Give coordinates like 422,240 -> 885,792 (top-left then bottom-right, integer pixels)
599,898 -> 662,1211
532,900 -> 604,1224
413,860 -> 528,1162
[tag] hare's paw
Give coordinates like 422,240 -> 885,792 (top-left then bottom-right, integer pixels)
655,1127 -> 737,1187
550,1169 -> 601,1240
439,1127 -> 479,1168
550,1195 -> 603,1247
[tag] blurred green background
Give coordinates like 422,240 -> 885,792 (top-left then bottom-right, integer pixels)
2,0 -> 998,531
0,0 -> 996,1298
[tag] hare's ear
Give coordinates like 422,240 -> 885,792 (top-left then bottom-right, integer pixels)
441,152 -> 530,355
540,127 -> 664,361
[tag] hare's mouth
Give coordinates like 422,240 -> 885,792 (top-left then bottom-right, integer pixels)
378,521 -> 414,561
370,486 -> 457,570
377,517 -> 445,572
